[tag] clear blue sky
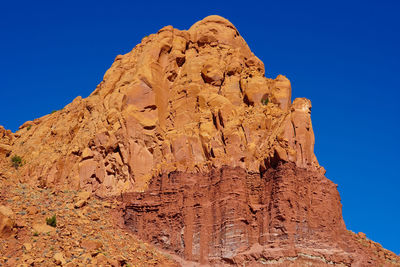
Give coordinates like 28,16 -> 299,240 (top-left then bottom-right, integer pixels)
1,0 -> 399,254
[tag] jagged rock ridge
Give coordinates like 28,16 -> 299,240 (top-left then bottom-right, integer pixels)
1,16 -> 320,196
1,15 -> 399,266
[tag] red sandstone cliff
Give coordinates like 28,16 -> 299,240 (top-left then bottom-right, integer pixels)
0,16 -> 399,266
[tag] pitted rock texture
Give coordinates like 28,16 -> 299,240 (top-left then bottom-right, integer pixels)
2,15 -> 320,197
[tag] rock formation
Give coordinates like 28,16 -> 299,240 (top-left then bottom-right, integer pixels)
2,15 -> 323,197
0,15 -> 399,266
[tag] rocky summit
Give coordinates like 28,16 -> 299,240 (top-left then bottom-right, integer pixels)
0,15 -> 399,266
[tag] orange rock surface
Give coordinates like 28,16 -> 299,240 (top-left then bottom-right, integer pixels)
1,15 -> 399,266
0,182 -> 178,266
2,16 -> 321,197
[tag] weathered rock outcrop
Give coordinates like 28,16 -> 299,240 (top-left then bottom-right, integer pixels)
0,15 -> 398,266
121,163 -> 398,266
2,15 -> 321,197
0,205 -> 15,238
122,163 -> 348,265
0,126 -> 13,180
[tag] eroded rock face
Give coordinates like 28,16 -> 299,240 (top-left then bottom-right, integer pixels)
1,15 -> 398,266
0,205 -> 15,238
121,163 -> 398,266
0,126 -> 13,180
122,163 -> 346,264
2,15 -> 320,197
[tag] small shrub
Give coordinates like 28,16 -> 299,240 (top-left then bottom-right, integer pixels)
261,97 -> 269,105
51,110 -> 57,114
46,214 -> 57,227
27,125 -> 32,131
11,155 -> 22,169
33,231 -> 39,236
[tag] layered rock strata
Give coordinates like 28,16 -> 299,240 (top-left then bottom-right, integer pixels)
122,163 -> 348,265
121,163 -> 398,266
1,15 -> 399,266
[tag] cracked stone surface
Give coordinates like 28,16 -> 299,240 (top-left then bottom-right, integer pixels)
1,15 -> 399,266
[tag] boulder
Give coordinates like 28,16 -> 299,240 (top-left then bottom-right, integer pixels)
0,205 -> 15,238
